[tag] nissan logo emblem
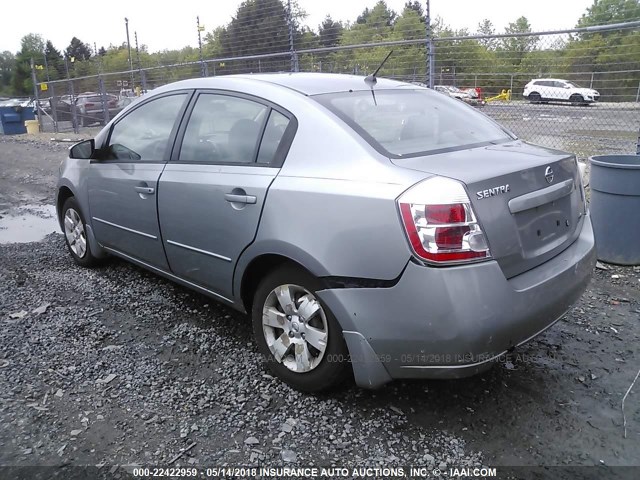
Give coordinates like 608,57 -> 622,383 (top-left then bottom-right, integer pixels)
545,166 -> 554,184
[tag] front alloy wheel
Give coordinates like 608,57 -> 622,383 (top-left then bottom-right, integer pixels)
61,197 -> 100,268
64,207 -> 87,258
252,265 -> 349,392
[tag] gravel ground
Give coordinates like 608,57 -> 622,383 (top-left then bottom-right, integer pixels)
1,134 -> 639,475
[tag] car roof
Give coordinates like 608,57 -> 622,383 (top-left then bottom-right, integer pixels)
531,78 -> 568,82
164,72 -> 414,96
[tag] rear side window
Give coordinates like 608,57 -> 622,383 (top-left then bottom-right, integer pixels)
257,110 -> 290,164
315,89 -> 513,158
104,93 -> 188,161
179,94 -> 268,164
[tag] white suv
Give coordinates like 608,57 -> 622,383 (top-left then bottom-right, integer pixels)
523,79 -> 599,105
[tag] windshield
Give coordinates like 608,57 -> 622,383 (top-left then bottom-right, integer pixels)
566,82 -> 582,88
314,89 -> 513,157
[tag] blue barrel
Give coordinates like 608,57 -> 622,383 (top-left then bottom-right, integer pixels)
0,106 -> 27,135
590,155 -> 640,265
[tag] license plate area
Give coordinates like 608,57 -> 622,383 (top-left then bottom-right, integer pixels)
515,196 -> 574,258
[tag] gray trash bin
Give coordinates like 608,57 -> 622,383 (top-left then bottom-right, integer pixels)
589,154 -> 640,265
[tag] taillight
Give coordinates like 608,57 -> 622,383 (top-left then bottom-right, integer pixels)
398,176 -> 491,264
84,102 -> 94,108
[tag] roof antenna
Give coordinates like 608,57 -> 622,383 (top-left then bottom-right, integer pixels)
364,50 -> 393,106
364,50 -> 393,88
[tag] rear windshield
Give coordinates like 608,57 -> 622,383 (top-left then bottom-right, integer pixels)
314,89 -> 513,157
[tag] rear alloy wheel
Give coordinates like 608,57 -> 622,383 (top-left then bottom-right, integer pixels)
62,197 -> 100,268
528,92 -> 541,103
252,265 -> 349,392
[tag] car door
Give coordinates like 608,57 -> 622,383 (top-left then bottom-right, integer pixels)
158,91 -> 295,300
536,80 -> 551,100
553,81 -> 570,101
88,92 -> 191,269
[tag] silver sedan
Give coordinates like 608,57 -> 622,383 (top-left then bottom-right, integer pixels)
57,73 -> 595,391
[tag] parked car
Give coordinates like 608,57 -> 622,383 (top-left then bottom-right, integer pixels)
524,79 -> 600,105
49,95 -> 76,122
434,85 -> 484,106
75,93 -> 121,126
50,92 -> 121,126
462,87 -> 486,105
57,73 -> 595,391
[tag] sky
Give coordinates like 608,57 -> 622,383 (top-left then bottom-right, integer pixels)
1,0 -> 596,54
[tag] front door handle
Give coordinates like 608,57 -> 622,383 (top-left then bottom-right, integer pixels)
224,193 -> 257,204
134,186 -> 155,195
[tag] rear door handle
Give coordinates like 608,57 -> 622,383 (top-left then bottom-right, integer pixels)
134,186 -> 155,195
224,193 -> 257,204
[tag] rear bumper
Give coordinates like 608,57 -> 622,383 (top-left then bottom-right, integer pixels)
318,214 -> 596,388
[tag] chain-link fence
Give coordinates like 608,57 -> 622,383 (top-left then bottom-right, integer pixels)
29,1 -> 640,158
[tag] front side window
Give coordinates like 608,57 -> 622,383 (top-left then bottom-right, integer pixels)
315,89 -> 513,158
179,94 -> 268,164
104,94 -> 187,161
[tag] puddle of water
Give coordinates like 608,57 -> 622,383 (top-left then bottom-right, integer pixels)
0,204 -> 59,244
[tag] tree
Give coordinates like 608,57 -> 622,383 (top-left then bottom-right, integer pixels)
219,0 -> 291,72
404,1 -> 425,22
393,6 -> 425,41
318,15 -> 344,48
356,1 -> 396,27
389,8 -> 427,78
336,2 -> 399,75
564,0 -> 640,100
500,17 -> 538,66
476,19 -> 497,49
65,37 -> 92,61
577,0 -> 640,28
12,33 -> 45,95
356,7 -> 371,25
203,27 -> 225,58
0,51 -> 15,95
44,40 -> 63,79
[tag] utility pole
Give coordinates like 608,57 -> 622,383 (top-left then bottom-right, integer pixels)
135,31 -> 143,88
64,55 -> 79,134
42,48 -> 58,132
93,41 -> 109,126
125,17 -> 134,89
425,0 -> 435,88
29,58 -> 42,132
197,16 -> 206,77
287,0 -> 299,72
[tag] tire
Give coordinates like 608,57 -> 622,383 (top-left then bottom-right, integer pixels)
252,265 -> 350,392
528,92 -> 541,103
61,197 -> 100,268
569,94 -> 584,105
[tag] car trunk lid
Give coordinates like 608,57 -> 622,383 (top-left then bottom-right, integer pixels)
391,140 -> 586,278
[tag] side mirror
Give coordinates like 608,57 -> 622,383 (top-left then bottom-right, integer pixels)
69,139 -> 95,159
